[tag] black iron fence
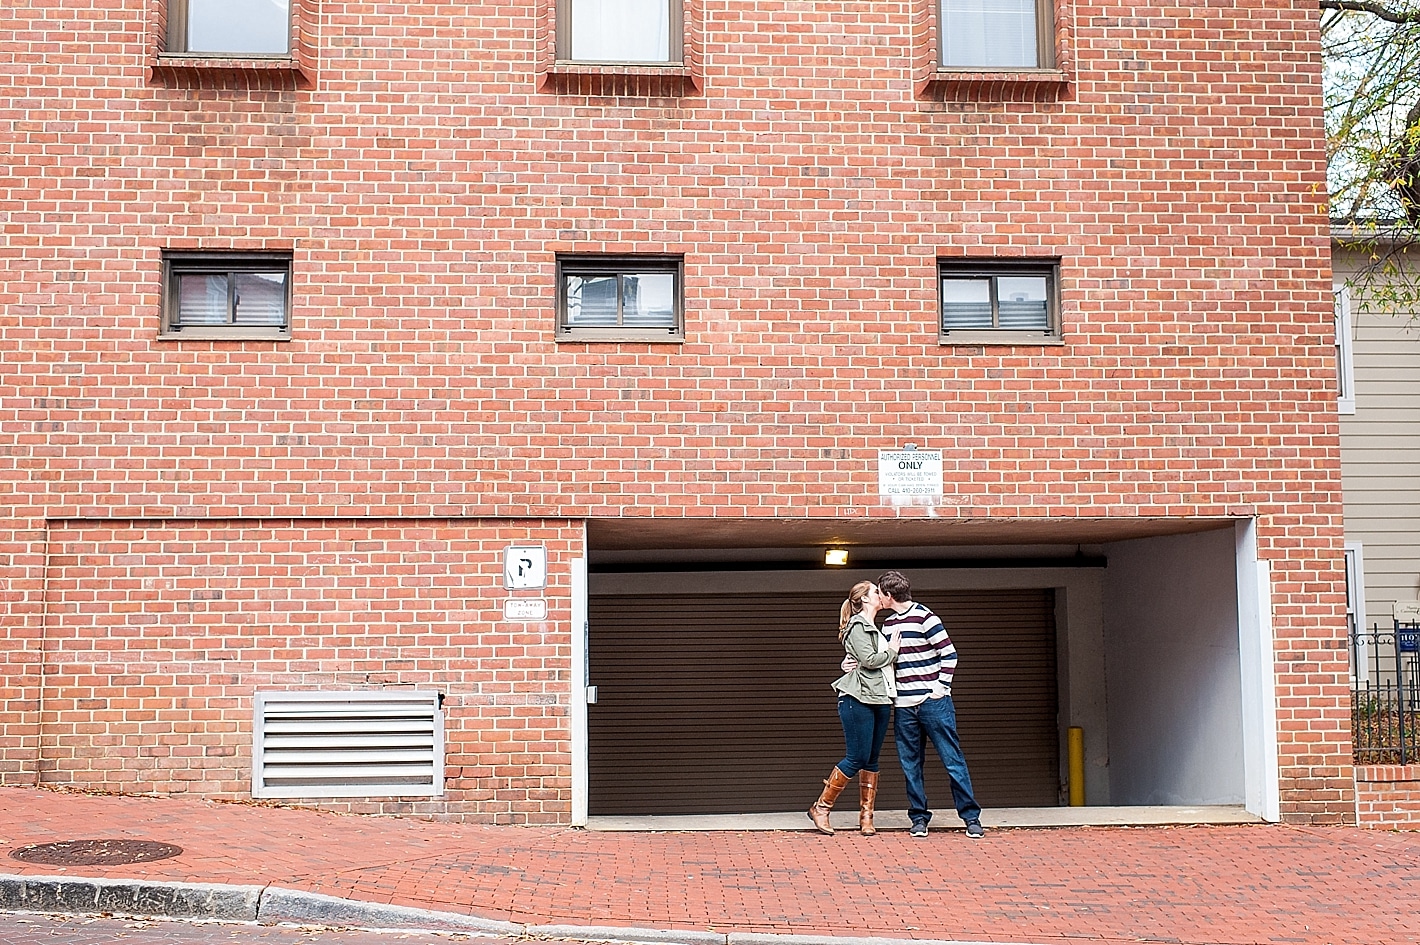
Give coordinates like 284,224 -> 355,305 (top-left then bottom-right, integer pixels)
1351,621 -> 1420,765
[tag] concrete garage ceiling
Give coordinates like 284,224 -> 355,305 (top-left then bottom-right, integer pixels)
588,515 -> 1238,559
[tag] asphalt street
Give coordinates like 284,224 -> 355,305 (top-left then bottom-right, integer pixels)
0,913 -> 520,945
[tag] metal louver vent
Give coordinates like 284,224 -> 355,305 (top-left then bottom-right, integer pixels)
253,690 -> 444,799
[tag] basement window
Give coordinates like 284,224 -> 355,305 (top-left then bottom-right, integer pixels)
556,255 -> 684,342
161,252 -> 292,340
252,691 -> 445,799
939,260 -> 1062,345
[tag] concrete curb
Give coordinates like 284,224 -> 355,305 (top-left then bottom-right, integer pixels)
0,874 -> 1054,945
0,874 -> 261,921
726,937 -> 1025,945
258,886 -> 522,935
530,924 -> 726,945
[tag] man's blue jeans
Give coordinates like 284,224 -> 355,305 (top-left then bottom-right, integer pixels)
894,695 -> 981,826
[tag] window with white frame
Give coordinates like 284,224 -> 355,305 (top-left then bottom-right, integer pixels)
1334,285 -> 1357,415
939,0 -> 1054,70
556,255 -> 684,341
939,261 -> 1061,344
167,0 -> 291,56
1344,543 -> 1366,682
161,252 -> 292,339
557,0 -> 682,64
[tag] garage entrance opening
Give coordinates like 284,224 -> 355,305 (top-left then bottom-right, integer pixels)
580,516 -> 1263,826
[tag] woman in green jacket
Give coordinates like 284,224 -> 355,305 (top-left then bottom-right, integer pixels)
807,580 -> 901,836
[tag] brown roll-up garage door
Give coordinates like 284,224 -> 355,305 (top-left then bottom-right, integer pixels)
588,586 -> 1058,815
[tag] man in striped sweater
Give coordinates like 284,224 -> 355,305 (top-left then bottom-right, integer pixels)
878,570 -> 984,839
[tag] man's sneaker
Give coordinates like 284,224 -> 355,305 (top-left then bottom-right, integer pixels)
965,820 -> 984,839
909,822 -> 928,838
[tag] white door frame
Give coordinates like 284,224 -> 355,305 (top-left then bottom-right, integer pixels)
1235,520 -> 1280,822
570,556 -> 590,826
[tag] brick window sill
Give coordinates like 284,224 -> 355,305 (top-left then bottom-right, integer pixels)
920,69 -> 1069,102
555,333 -> 686,345
151,54 -> 311,89
157,330 -> 292,342
940,333 -> 1065,347
542,62 -> 699,97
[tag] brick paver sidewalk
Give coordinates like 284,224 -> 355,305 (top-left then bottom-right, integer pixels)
1,786 -> 1417,945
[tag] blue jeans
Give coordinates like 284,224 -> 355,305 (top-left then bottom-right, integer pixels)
836,695 -> 891,778
894,696 -> 981,825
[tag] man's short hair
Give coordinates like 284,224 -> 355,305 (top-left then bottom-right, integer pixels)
877,570 -> 912,603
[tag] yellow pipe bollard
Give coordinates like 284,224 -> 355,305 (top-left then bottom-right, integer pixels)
1067,726 -> 1085,807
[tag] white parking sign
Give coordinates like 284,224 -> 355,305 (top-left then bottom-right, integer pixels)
503,546 -> 547,589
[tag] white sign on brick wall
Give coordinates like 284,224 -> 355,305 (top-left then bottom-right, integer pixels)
878,449 -> 944,502
504,598 -> 548,622
503,545 -> 547,589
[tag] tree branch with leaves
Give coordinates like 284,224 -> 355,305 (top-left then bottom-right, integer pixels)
1324,0 -> 1420,304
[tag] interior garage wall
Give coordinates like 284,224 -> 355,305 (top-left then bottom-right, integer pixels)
1103,528 -> 1244,805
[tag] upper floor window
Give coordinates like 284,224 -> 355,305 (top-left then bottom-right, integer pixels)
940,0 -> 1053,70
161,252 -> 292,340
557,0 -> 683,64
940,261 -> 1060,344
1334,285 -> 1357,415
167,0 -> 291,56
556,255 -> 683,342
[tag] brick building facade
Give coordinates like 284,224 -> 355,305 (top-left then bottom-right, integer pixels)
2,0 -> 1354,824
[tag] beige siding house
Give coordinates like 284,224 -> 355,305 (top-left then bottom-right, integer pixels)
1335,244 -> 1420,636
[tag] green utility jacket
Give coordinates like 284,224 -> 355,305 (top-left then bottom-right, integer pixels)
832,614 -> 899,705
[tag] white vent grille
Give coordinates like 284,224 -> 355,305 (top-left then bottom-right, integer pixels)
253,690 -> 444,798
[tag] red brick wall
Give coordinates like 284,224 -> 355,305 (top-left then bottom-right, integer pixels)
0,521 -> 46,782
36,520 -> 579,823
1355,767 -> 1420,828
1,0 -> 1349,822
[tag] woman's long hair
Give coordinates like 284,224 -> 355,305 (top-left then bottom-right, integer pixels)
839,581 -> 874,643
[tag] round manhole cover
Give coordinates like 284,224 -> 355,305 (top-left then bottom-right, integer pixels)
9,839 -> 183,866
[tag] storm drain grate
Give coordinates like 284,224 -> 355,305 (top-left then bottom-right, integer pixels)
9,839 -> 183,866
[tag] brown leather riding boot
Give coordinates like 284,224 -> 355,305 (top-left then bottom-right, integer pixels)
808,767 -> 852,835
858,770 -> 880,836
